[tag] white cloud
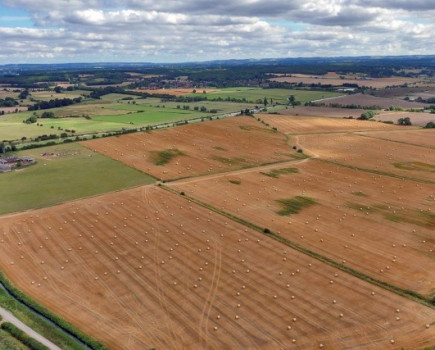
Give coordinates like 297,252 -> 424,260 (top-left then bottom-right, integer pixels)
0,0 -> 434,63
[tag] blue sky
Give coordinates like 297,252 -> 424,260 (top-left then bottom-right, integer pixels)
0,0 -> 433,64
0,5 -> 33,27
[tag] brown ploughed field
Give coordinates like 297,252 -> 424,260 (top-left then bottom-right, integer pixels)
297,133 -> 435,182
269,76 -> 429,88
82,116 -> 297,180
318,94 -> 428,109
171,160 -> 435,296
278,106 -> 367,118
257,114 -> 403,134
357,129 -> 435,148
0,186 -> 434,349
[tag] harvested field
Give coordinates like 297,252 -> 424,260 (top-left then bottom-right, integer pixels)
408,91 -> 435,100
269,76 -> 428,88
297,133 -> 435,182
374,111 -> 435,127
0,185 -> 434,349
278,106 -> 367,119
129,88 -> 217,96
371,87 -> 434,99
82,116 -> 297,180
317,94 -> 428,109
257,114 -> 402,134
357,129 -> 435,149
171,160 -> 435,295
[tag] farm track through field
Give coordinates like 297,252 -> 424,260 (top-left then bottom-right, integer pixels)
162,185 -> 435,309
1,114 -> 434,349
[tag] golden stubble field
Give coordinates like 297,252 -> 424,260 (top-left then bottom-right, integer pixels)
357,129 -> 435,148
171,160 -> 435,296
0,186 -> 434,349
257,114 -> 404,134
82,116 -> 297,180
269,75 -> 432,89
297,133 -> 435,182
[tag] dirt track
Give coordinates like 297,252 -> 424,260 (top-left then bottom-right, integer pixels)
82,116 -> 297,180
0,306 -> 62,350
1,113 -> 435,349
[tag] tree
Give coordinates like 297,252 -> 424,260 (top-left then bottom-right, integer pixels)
54,86 -> 63,93
424,121 -> 435,128
288,95 -> 296,107
41,111 -> 55,118
358,110 -> 376,120
18,90 -> 29,99
263,97 -> 268,106
397,117 -> 412,125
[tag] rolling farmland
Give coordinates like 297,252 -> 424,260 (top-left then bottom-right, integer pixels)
257,114 -> 404,134
82,116 -> 298,180
171,160 -> 435,295
0,186 -> 433,349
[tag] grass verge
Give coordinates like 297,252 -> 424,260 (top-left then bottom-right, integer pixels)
1,322 -> 48,350
0,270 -> 106,349
0,328 -> 29,350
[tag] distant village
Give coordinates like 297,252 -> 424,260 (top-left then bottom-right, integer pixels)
0,156 -> 35,172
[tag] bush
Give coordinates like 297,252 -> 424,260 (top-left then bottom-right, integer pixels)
1,322 -> 49,350
263,228 -> 271,234
397,117 -> 412,125
424,121 -> 435,129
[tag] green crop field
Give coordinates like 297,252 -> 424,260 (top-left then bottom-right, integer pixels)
1,96 -> 254,141
186,87 -> 341,104
0,143 -> 155,215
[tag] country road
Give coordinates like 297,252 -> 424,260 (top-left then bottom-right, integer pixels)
0,306 -> 62,350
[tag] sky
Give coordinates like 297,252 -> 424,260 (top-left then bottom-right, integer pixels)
0,0 -> 434,64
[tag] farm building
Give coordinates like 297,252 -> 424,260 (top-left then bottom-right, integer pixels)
0,156 -> 35,172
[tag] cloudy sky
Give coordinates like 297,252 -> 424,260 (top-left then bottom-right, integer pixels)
0,0 -> 434,64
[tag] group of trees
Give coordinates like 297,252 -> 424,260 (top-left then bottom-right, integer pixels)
28,97 -> 82,111
397,117 -> 412,125
0,97 -> 18,107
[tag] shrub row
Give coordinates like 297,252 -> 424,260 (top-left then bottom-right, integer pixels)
1,322 -> 49,350
0,271 -> 107,349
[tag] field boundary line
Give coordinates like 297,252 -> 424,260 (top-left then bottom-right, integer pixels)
355,133 -> 435,150
168,159 -> 308,185
0,181 -> 157,220
312,158 -> 435,185
159,184 -> 435,309
0,271 -> 106,349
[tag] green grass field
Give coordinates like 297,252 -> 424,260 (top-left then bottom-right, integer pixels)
186,88 -> 341,104
0,96 -> 254,141
0,143 -> 155,215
